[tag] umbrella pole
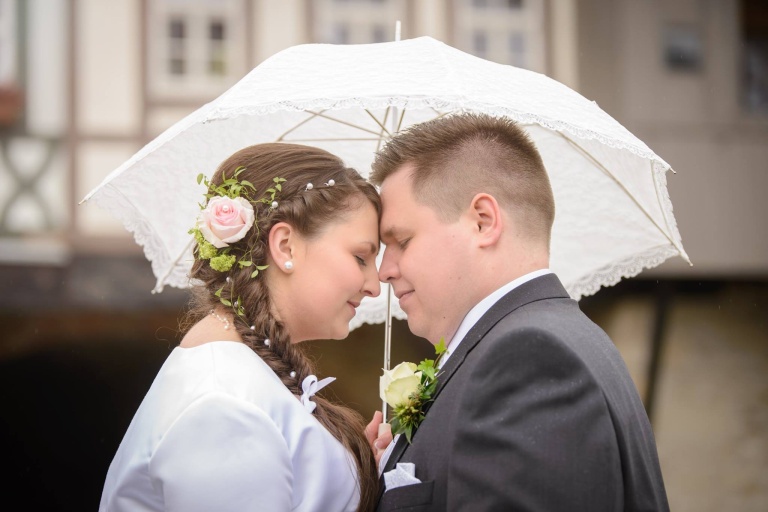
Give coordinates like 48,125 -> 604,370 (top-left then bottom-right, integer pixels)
382,284 -> 393,422
381,19 -> 402,426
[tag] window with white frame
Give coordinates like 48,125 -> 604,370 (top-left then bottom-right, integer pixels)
453,0 -> 545,72
312,0 -> 408,45
148,0 -> 246,100
168,17 -> 187,76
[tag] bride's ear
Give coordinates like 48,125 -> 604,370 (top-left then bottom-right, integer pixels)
268,222 -> 296,273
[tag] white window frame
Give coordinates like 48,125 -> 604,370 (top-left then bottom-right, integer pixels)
312,0 -> 408,45
453,0 -> 546,72
147,0 -> 247,100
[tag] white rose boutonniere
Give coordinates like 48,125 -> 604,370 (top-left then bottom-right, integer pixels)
379,339 -> 446,443
380,362 -> 422,408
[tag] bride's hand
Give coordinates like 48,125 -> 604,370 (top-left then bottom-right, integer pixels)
364,411 -> 393,465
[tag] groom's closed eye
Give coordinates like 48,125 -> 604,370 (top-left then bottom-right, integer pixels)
380,226 -> 407,246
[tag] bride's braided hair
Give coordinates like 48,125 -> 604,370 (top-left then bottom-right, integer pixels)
186,143 -> 379,510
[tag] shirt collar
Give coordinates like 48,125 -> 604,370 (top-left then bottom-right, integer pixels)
438,269 -> 551,368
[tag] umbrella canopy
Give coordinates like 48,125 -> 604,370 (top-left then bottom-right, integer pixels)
82,36 -> 690,331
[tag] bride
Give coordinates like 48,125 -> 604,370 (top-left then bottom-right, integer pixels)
100,143 -> 388,511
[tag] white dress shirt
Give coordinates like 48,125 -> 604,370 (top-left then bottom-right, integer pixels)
100,341 -> 359,512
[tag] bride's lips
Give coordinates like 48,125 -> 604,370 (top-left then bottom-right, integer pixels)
347,301 -> 360,314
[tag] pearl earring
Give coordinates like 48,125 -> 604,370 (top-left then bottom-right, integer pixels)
284,261 -> 294,270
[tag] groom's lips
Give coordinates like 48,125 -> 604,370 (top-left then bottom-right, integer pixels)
396,290 -> 414,303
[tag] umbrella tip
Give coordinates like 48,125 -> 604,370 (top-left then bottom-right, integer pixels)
679,248 -> 692,266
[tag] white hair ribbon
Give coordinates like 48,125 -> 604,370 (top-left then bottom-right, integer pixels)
300,375 -> 336,413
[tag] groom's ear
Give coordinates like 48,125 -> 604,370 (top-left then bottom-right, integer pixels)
268,222 -> 297,273
469,193 -> 503,249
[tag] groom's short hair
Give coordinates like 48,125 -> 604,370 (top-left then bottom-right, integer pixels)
371,113 -> 555,246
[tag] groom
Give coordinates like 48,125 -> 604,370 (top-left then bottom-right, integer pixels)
370,113 -> 669,511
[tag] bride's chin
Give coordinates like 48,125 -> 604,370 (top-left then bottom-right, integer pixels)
331,328 -> 350,341
329,323 -> 350,341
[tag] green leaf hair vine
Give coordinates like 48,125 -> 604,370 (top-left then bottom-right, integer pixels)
190,167 -> 286,314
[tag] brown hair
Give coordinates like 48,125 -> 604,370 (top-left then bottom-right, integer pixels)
187,142 -> 380,510
371,112 -> 555,246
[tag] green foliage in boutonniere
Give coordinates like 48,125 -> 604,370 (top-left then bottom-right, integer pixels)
380,339 -> 447,443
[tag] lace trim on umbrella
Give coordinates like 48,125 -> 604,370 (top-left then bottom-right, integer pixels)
87,182 -> 192,292
565,245 -> 681,301
350,299 -> 407,331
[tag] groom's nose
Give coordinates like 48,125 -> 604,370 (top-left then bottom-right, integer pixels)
378,246 -> 399,283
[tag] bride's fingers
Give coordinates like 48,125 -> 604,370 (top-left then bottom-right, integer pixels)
374,423 -> 392,466
373,424 -> 392,465
364,410 -> 384,446
364,411 -> 393,465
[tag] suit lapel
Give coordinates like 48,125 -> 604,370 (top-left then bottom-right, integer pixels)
380,274 -> 570,480
429,273 -> 569,404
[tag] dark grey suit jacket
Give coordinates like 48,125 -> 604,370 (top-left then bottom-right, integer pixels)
376,273 -> 669,512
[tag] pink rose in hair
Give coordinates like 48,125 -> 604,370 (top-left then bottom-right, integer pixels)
197,196 -> 255,248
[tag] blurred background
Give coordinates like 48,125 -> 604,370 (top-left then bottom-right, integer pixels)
0,0 -> 766,510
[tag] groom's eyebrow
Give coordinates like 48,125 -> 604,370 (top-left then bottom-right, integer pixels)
380,226 -> 401,242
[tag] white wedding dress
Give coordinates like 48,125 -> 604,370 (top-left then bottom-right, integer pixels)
99,341 -> 359,511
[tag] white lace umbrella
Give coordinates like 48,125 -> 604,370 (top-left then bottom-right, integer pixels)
82,36 -> 690,334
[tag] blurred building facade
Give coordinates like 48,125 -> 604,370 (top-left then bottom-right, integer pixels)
0,0 -> 766,510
